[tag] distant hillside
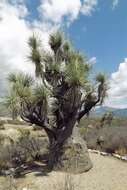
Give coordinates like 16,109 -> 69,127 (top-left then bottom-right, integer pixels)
91,106 -> 127,118
0,103 -> 127,119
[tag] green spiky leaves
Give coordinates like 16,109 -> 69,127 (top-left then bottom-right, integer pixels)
8,73 -> 34,102
33,85 -> 49,102
65,52 -> 90,86
96,73 -> 108,105
5,31 -> 108,124
28,34 -> 42,77
4,91 -> 20,119
96,73 -> 106,84
49,31 -> 63,54
8,73 -> 34,87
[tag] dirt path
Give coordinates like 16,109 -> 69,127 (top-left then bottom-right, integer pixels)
77,153 -> 127,190
0,152 -> 127,190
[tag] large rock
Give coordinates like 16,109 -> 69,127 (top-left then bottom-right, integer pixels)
55,127 -> 93,174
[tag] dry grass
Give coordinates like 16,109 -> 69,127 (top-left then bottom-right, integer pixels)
0,124 -> 48,175
0,152 -> 127,190
80,120 -> 127,155
52,174 -> 75,190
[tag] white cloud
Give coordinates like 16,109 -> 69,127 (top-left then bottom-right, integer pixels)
39,0 -> 99,24
39,0 -> 81,24
0,0 -> 99,96
1,0 -> 28,18
81,0 -> 98,16
0,1 -> 30,93
0,0 -> 116,97
112,0 -> 119,9
0,1 -> 53,95
89,57 -> 97,65
105,58 -> 127,108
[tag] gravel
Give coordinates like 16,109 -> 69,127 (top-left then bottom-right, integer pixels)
0,152 -> 126,190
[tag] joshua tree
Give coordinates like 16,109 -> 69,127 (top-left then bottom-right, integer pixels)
4,93 -> 19,120
4,73 -> 33,120
6,31 -> 107,172
100,111 -> 114,127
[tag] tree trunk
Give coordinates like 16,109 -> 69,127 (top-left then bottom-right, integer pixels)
12,110 -> 17,120
48,122 -> 93,174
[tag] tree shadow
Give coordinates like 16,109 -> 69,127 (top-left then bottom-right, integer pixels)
0,161 -> 50,179
16,161 -> 50,178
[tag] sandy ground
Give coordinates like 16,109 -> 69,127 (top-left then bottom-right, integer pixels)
0,152 -> 127,190
0,123 -> 127,190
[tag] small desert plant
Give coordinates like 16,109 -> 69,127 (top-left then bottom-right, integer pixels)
83,124 -> 127,155
100,112 -> 114,128
0,135 -> 14,170
0,129 -> 48,175
79,127 -> 87,137
17,128 -> 48,161
63,174 -> 75,190
0,119 -> 5,129
1,174 -> 18,190
54,174 -> 75,190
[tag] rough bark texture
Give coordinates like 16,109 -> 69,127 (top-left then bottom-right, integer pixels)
48,126 -> 93,173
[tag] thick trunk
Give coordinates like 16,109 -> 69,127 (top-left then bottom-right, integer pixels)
48,116 -> 76,170
47,121 -> 93,173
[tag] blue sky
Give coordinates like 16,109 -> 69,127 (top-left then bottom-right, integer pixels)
23,0 -> 127,75
25,0 -> 40,21
67,0 -> 127,75
0,0 -> 127,108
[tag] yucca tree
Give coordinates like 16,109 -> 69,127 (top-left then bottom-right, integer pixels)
4,92 -> 20,120
7,31 -> 107,172
4,73 -> 34,120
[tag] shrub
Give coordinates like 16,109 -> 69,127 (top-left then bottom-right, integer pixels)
0,137 -> 15,171
82,124 -> 127,155
0,120 -> 5,130
17,128 -> 48,161
0,128 -> 48,175
1,174 -> 19,190
54,174 -> 75,190
60,175 -> 74,190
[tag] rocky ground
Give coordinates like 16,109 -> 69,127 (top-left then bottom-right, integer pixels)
0,152 -> 127,190
0,122 -> 127,190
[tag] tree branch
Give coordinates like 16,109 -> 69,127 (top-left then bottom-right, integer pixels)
77,82 -> 105,122
20,102 -> 56,143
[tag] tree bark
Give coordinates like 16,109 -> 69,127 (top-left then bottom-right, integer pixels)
47,121 -> 93,173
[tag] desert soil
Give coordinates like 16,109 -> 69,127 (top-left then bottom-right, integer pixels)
0,152 -> 127,190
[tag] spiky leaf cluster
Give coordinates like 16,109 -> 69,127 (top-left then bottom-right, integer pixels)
5,31 -> 107,128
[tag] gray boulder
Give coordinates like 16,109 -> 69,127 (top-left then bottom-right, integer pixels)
55,127 -> 93,174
